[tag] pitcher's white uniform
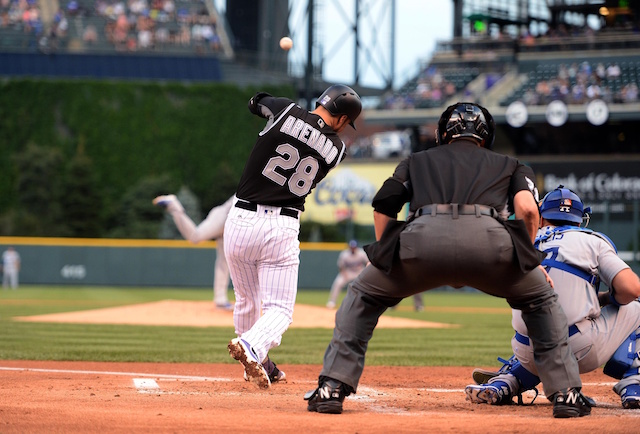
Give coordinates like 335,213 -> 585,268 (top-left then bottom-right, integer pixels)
155,195 -> 233,308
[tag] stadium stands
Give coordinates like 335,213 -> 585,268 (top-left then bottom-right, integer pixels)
0,0 -> 228,56
381,65 -> 480,110
502,56 -> 640,106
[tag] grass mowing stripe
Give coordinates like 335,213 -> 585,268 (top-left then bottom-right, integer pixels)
0,286 -> 515,366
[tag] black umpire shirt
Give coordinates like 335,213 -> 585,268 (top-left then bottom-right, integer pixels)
375,139 -> 538,217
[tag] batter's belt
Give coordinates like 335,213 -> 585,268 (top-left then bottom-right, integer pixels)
414,203 -> 498,219
235,200 -> 299,219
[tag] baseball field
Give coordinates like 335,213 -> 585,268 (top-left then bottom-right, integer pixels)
0,286 -> 637,433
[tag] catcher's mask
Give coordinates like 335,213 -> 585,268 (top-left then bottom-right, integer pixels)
539,184 -> 591,226
316,84 -> 362,129
435,102 -> 495,149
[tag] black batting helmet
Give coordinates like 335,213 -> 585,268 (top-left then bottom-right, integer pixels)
316,84 -> 362,129
435,102 -> 496,148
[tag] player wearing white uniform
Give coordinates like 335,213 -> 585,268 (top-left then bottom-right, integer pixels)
153,194 -> 233,309
326,240 -> 369,309
466,185 -> 640,409
328,240 -> 424,312
2,246 -> 21,290
225,85 -> 362,389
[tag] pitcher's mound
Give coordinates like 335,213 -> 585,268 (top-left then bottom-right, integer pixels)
16,300 -> 457,329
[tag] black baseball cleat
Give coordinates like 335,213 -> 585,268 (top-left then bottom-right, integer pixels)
552,388 -> 592,418
304,379 -> 347,414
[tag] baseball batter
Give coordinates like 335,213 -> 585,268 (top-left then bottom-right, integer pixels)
326,240 -> 369,309
153,194 -> 233,309
225,85 -> 362,389
466,186 -> 640,409
305,102 -> 587,418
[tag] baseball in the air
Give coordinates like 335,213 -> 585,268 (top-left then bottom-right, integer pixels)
279,37 -> 293,51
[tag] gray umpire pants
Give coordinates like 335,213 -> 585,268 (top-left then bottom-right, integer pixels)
320,213 -> 582,398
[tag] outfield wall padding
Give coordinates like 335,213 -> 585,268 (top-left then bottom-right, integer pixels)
0,239 -> 341,289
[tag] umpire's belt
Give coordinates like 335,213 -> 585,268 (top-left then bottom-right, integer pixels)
235,200 -> 299,219
514,325 -> 580,346
414,203 -> 498,219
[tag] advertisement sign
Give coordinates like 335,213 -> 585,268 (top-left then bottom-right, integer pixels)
303,163 -> 401,225
527,160 -> 640,214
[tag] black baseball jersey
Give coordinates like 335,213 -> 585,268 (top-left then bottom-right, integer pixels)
374,139 -> 539,216
235,93 -> 347,211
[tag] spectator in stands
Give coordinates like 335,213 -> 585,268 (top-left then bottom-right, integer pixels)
7,1 -> 21,27
113,12 -> 129,50
138,27 -> 152,49
522,89 -> 539,106
163,0 -> 175,20
586,81 -> 602,100
178,23 -> 190,46
595,62 -> 606,80
620,83 -> 639,103
83,23 -> 98,45
52,8 -> 68,39
606,63 -> 621,79
570,82 -> 586,104
155,26 -> 169,48
0,10 -> 8,28
535,80 -> 551,104
126,34 -> 137,51
66,0 -> 80,17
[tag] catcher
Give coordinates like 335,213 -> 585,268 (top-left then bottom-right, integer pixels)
466,185 -> 640,409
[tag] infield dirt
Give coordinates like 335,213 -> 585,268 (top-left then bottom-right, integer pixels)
4,301 -> 639,433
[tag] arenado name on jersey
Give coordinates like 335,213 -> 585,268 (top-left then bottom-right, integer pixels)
280,115 -> 341,164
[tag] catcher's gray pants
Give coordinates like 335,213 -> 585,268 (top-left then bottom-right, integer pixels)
513,302 -> 640,394
320,213 -> 581,398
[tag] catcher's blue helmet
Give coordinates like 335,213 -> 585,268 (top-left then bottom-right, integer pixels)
539,185 -> 589,224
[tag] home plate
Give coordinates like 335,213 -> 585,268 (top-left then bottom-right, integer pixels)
134,378 -> 160,391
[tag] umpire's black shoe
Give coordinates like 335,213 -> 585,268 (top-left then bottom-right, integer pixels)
552,388 -> 592,418
304,379 -> 347,414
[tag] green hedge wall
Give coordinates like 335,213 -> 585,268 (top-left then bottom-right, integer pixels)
0,80 -> 296,237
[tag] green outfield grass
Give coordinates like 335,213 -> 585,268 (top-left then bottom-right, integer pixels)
0,286 -> 515,367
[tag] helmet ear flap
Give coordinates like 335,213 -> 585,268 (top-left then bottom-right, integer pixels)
477,105 -> 496,149
436,104 -> 459,145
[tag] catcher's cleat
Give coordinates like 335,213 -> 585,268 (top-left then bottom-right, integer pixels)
305,378 -> 347,414
152,194 -> 177,208
228,338 -> 270,389
621,384 -> 640,409
472,368 -> 500,385
465,381 -> 513,405
552,388 -> 592,418
472,355 -> 519,384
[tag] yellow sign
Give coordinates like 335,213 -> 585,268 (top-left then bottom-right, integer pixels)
304,162 -> 403,225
